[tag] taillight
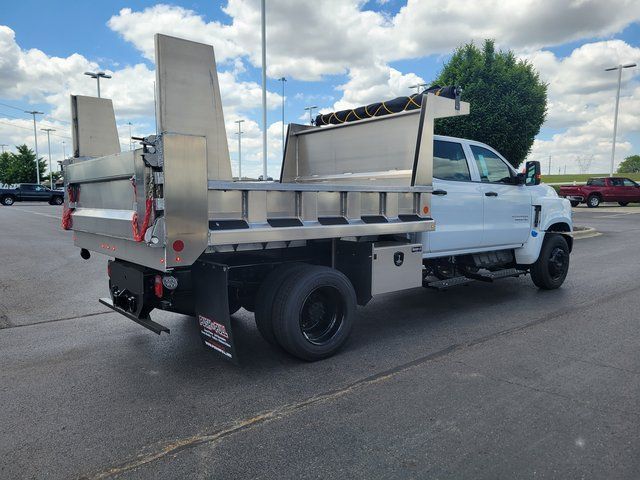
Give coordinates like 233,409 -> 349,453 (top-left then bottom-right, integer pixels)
154,274 -> 163,298
107,263 -> 112,278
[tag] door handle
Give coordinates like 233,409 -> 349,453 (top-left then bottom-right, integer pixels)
485,191 -> 498,197
432,189 -> 448,196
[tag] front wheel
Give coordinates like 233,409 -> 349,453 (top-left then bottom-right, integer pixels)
530,234 -> 570,290
618,202 -> 629,206
570,200 -> 580,207
271,265 -> 356,361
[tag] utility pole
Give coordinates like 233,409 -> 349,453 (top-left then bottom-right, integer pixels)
0,144 -> 7,153
605,63 -> 636,176
278,77 -> 286,157
62,141 -> 66,160
127,122 -> 133,150
41,128 -> 55,189
25,110 -> 43,185
84,71 -> 112,98
260,0 -> 268,180
234,120 -> 245,180
304,106 -> 318,126
548,155 -> 551,176
409,83 -> 427,95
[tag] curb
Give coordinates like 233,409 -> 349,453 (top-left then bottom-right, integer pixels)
570,226 -> 600,240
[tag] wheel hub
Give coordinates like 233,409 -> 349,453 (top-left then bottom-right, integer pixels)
299,287 -> 344,345
548,247 -> 567,279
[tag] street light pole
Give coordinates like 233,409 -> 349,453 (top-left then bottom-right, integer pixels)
62,141 -> 66,161
127,122 -> 133,150
25,110 -> 43,185
304,106 -> 318,126
41,128 -> 55,189
234,120 -> 245,180
278,77 -> 286,157
84,71 -> 112,98
605,63 -> 636,177
0,144 -> 7,153
260,0 -> 268,180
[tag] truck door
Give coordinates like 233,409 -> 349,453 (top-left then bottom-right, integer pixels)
622,178 -> 640,202
468,144 -> 531,248
608,178 -> 625,202
34,185 -> 50,200
426,140 -> 484,253
19,184 -> 37,200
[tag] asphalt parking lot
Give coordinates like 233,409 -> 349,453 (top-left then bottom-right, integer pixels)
1,202 -> 639,479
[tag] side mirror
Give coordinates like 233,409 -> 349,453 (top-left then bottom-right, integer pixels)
525,161 -> 541,186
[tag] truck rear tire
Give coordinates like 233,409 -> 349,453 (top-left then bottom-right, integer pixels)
254,263 -> 306,345
51,196 -> 64,205
530,234 -> 570,290
1,195 -> 15,206
272,265 -> 356,361
587,195 -> 600,208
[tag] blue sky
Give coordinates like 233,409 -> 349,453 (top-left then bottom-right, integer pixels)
1,0 -> 639,177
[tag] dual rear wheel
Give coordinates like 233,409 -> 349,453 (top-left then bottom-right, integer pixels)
254,264 -> 356,361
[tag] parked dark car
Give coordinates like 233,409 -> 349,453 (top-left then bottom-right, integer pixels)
559,177 -> 640,208
0,184 -> 64,206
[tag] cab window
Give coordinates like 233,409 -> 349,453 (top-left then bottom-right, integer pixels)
433,141 -> 471,181
610,178 -> 624,187
470,145 -> 513,183
623,179 -> 637,187
587,178 -> 605,186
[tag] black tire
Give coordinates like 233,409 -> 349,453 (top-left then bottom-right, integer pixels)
1,195 -> 15,206
254,263 -> 307,345
52,196 -> 63,205
530,234 -> 570,290
618,202 -> 629,206
272,265 -> 356,361
570,200 -> 580,207
586,194 -> 600,208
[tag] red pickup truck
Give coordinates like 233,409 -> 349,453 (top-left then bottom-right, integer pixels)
559,177 -> 640,208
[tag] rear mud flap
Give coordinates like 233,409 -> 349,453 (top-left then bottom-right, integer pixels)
193,261 -> 239,365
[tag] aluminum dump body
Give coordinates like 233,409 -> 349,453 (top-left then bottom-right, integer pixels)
64,34 -> 469,272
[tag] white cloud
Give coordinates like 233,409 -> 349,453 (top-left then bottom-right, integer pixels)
526,40 -> 640,172
333,62 -> 424,111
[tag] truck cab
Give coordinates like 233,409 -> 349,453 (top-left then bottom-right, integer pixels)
426,136 -> 572,266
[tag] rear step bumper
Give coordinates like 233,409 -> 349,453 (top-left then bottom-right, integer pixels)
99,298 -> 170,335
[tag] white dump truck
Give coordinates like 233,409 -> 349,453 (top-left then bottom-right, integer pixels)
63,35 -> 572,364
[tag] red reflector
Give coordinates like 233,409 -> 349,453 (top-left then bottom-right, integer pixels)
107,263 -> 112,278
154,274 -> 163,298
172,240 -> 184,252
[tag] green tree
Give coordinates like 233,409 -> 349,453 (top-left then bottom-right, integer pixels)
433,40 -> 547,167
617,155 -> 640,174
0,151 -> 10,186
0,145 -> 46,185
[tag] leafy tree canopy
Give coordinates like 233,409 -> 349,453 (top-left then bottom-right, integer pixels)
0,145 -> 46,185
617,155 -> 640,174
433,39 -> 547,167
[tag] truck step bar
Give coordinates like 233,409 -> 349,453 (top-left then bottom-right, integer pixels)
424,268 -> 527,290
464,268 -> 527,282
99,298 -> 170,335
424,276 -> 474,290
